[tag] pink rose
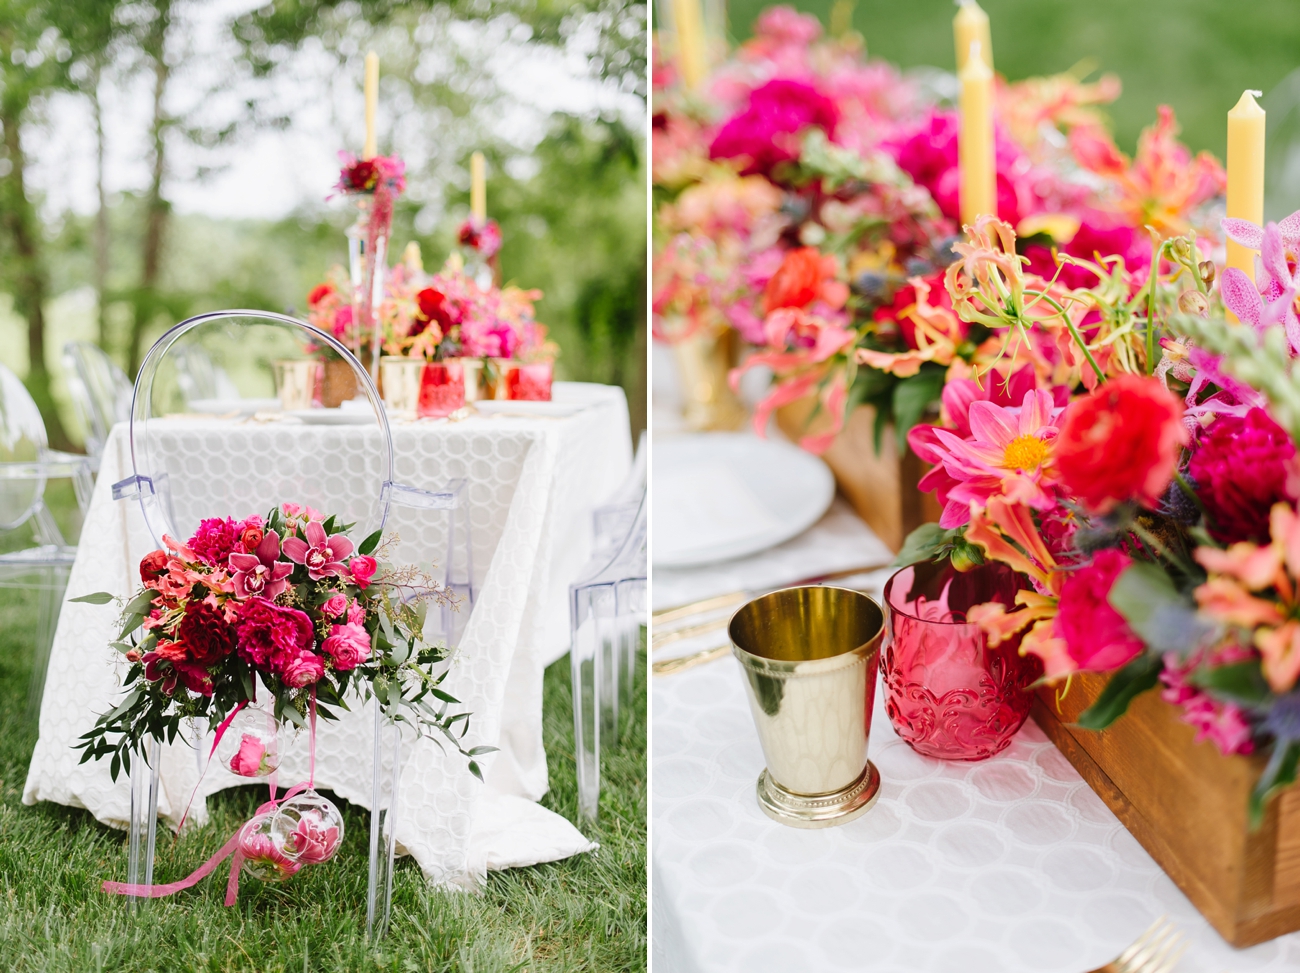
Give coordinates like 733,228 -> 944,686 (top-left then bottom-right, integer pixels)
349,555 -> 378,589
321,621 -> 371,671
322,593 -> 349,618
1052,549 -> 1145,672
230,733 -> 268,777
281,651 -> 325,688
347,602 -> 366,627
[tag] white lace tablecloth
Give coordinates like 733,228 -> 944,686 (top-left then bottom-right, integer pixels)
652,508 -> 1300,973
24,382 -> 631,889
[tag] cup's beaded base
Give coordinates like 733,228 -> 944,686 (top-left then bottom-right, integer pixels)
756,761 -> 881,829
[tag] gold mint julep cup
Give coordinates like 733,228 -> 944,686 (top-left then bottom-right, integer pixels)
729,585 -> 884,828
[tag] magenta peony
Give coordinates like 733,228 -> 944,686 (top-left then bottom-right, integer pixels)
321,622 -> 371,671
236,597 -> 314,673
1188,408 -> 1296,544
708,78 -> 838,177
1052,549 -> 1145,672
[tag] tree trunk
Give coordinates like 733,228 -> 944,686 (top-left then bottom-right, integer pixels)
128,1 -> 172,377
92,61 -> 110,351
0,95 -> 72,451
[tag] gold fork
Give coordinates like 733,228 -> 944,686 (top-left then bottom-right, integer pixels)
1088,917 -> 1187,973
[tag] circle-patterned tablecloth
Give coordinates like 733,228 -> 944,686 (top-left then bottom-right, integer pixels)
652,550 -> 1300,973
24,383 -> 630,889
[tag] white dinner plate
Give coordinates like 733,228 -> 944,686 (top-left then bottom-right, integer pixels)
189,397 -> 282,415
653,432 -> 835,568
473,400 -> 587,417
286,409 -> 378,425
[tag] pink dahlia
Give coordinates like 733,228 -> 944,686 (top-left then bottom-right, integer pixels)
1052,549 -> 1145,673
924,388 -> 1060,525
282,521 -> 354,581
228,529 -> 293,600
1189,408 -> 1296,544
708,78 -> 838,177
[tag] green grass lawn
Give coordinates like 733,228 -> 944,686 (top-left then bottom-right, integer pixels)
0,574 -> 646,972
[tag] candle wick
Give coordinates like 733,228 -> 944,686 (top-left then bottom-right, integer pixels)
1249,89 -> 1263,98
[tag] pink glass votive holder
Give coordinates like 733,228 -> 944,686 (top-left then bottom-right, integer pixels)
506,361 -> 553,401
882,559 -> 1043,760
417,361 -> 466,418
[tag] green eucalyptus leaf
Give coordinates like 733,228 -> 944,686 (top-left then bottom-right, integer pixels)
1188,662 -> 1271,705
1074,653 -> 1163,731
358,529 -> 383,556
70,591 -> 115,605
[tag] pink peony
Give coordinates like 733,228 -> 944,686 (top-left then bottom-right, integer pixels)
187,517 -> 242,565
282,521 -> 354,581
228,530 -> 293,601
321,621 -> 371,671
708,78 -> 839,177
281,651 -> 325,688
1052,549 -> 1145,672
1188,408 -> 1296,544
349,555 -> 378,590
230,733 -> 268,777
236,597 -> 314,673
322,593 -> 349,618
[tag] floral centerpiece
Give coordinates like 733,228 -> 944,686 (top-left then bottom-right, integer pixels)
891,205 -> 1300,824
74,502 -> 486,896
653,6 -> 1224,456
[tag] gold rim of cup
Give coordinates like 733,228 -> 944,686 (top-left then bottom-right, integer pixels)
729,585 -> 885,829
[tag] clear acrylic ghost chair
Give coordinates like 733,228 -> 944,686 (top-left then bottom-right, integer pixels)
570,490 -> 646,822
0,364 -> 93,719
63,342 -> 132,474
111,309 -> 455,937
173,343 -> 243,404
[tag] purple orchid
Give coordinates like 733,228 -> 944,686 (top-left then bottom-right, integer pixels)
229,530 -> 293,600
1220,215 -> 1300,353
281,521 -> 354,581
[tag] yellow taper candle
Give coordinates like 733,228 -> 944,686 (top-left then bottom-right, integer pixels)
954,0 -> 992,73
671,0 -> 708,91
363,51 -> 379,160
1226,89 -> 1266,284
959,41 -> 996,228
470,152 -> 487,222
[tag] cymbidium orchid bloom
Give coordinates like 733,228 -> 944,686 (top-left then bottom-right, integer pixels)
1195,502 -> 1300,694
282,521 -> 354,582
228,530 -> 293,601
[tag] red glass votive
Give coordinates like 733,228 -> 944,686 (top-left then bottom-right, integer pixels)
882,559 -> 1043,760
417,361 -> 466,418
506,362 -> 553,401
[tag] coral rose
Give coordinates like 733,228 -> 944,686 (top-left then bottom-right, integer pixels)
1052,549 -> 1145,672
139,549 -> 170,583
1188,408 -> 1296,544
1055,374 -> 1187,514
762,247 -> 846,314
239,523 -> 265,553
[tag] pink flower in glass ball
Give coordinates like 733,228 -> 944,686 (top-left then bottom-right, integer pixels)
229,733 -> 268,777
239,828 -> 300,881
286,811 -> 341,865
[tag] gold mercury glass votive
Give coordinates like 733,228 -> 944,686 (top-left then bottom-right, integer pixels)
729,585 -> 885,828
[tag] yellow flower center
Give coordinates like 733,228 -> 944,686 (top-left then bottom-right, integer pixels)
1003,434 -> 1048,472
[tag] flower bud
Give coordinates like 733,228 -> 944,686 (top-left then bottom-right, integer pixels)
1178,289 -> 1209,316
949,542 -> 984,573
1198,260 -> 1216,287
1171,237 -> 1193,260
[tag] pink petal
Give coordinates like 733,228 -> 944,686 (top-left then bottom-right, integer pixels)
281,537 -> 308,563
1017,389 -> 1053,435
269,563 -> 294,581
941,379 -> 980,437
967,400 -> 1018,447
305,521 -> 327,548
326,535 -> 354,560
1219,267 -> 1262,327
256,530 -> 281,564
1262,286 -> 1295,329
1278,211 -> 1300,246
1288,307 -> 1300,357
1262,223 -> 1290,286
228,552 -> 260,572
1221,217 -> 1263,249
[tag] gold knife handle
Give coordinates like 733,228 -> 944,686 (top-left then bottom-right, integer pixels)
652,644 -> 731,676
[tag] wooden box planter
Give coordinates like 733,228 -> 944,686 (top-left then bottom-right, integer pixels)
1034,673 -> 1300,947
776,400 -> 942,552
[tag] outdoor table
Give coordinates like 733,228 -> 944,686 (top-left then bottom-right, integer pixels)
652,502 -> 1300,973
24,382 -> 630,888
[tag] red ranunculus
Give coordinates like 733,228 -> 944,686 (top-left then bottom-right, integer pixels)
763,247 -> 826,313
1055,374 -> 1187,514
1052,549 -> 1145,672
140,549 -> 170,583
240,524 -> 265,553
307,283 -> 335,308
179,600 -> 236,667
1188,408 -> 1297,544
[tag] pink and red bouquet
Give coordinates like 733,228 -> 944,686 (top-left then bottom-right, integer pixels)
457,217 -> 503,260
895,203 -> 1300,823
75,502 -> 485,783
653,5 -> 1224,453
334,153 -> 407,196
